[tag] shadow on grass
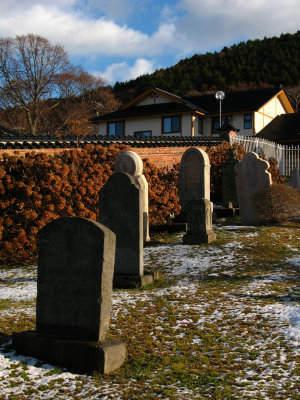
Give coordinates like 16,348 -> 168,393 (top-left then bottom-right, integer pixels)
0,278 -> 36,283
198,274 -> 298,283
0,332 -> 11,347
231,293 -> 297,302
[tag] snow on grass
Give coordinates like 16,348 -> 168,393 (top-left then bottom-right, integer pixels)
0,282 -> 36,301
0,225 -> 299,399
261,303 -> 300,346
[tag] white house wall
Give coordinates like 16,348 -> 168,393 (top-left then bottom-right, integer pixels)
254,112 -> 265,134
181,114 -> 192,136
126,117 -> 161,136
98,121 -> 107,135
263,96 -> 285,118
203,118 -> 211,136
138,94 -> 172,106
97,114 -> 192,137
232,114 -> 253,137
254,96 -> 287,134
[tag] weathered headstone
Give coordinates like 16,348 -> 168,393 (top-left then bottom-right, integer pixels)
179,147 -> 216,244
289,168 -> 300,192
235,152 -> 272,225
99,172 -> 153,287
179,147 -> 211,209
114,151 -> 150,242
184,199 -> 216,244
222,148 -> 239,208
12,217 -> 126,374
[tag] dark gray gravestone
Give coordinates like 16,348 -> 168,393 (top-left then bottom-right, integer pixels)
12,217 -> 126,374
179,148 -> 216,244
235,152 -> 272,225
222,148 -> 239,208
178,147 -> 211,211
99,172 -> 152,288
183,199 -> 216,244
36,217 -> 114,341
290,168 -> 300,192
114,151 -> 150,242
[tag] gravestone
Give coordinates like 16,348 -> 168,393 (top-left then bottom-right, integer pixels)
114,151 -> 150,242
99,172 -> 153,288
222,148 -> 239,208
179,147 -> 211,209
184,199 -> 216,244
12,217 -> 126,374
235,152 -> 272,225
289,168 -> 300,192
179,147 -> 216,244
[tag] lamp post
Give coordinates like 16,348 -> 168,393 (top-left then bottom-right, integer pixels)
215,91 -> 225,129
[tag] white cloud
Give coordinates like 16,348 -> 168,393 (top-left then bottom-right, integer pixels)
98,58 -> 155,84
176,0 -> 300,52
0,0 -> 75,13
2,0 -> 298,62
0,0 -> 299,85
0,3 -> 176,58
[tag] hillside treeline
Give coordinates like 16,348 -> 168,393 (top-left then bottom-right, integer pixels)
113,31 -> 300,103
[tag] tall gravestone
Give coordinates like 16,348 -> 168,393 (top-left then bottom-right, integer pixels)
222,148 -> 239,208
114,151 -> 150,242
179,147 -> 216,244
179,147 -> 211,210
289,168 -> 300,192
99,172 -> 153,288
235,152 -> 272,225
12,217 -> 126,374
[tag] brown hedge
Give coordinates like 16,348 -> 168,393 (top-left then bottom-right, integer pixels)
0,143 -> 286,266
0,145 -> 180,266
254,183 -> 300,224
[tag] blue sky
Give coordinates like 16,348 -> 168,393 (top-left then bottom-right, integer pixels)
0,0 -> 299,86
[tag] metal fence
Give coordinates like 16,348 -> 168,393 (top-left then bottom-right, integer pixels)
229,134 -> 300,177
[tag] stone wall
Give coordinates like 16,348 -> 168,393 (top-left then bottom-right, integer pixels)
0,145 -> 208,169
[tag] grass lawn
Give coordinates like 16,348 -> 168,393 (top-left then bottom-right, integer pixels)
0,219 -> 299,399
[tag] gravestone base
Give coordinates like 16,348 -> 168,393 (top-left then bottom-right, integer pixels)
12,331 -> 126,374
183,230 -> 216,245
183,199 -> 216,245
113,272 -> 159,288
215,207 -> 239,218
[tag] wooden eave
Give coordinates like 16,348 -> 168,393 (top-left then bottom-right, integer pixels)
195,110 -> 206,116
277,90 -> 295,113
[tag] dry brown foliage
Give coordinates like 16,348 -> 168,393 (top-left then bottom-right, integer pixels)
143,160 -> 180,226
206,141 -> 246,202
0,145 -> 181,265
254,184 -> 300,224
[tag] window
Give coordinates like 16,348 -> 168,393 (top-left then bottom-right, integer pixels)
108,121 -> 124,137
212,115 -> 232,134
198,117 -> 203,134
162,116 -> 181,134
134,131 -> 152,137
244,114 -> 252,129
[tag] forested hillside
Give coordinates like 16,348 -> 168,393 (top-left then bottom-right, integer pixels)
113,31 -> 300,103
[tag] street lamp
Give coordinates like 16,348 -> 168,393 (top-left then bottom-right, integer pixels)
215,91 -> 225,129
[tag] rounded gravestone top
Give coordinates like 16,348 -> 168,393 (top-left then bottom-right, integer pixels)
114,151 -> 143,176
180,147 -> 210,167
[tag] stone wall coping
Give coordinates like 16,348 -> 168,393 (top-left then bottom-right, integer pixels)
0,134 -> 224,149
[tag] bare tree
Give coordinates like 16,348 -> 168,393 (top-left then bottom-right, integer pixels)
0,34 -> 105,134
